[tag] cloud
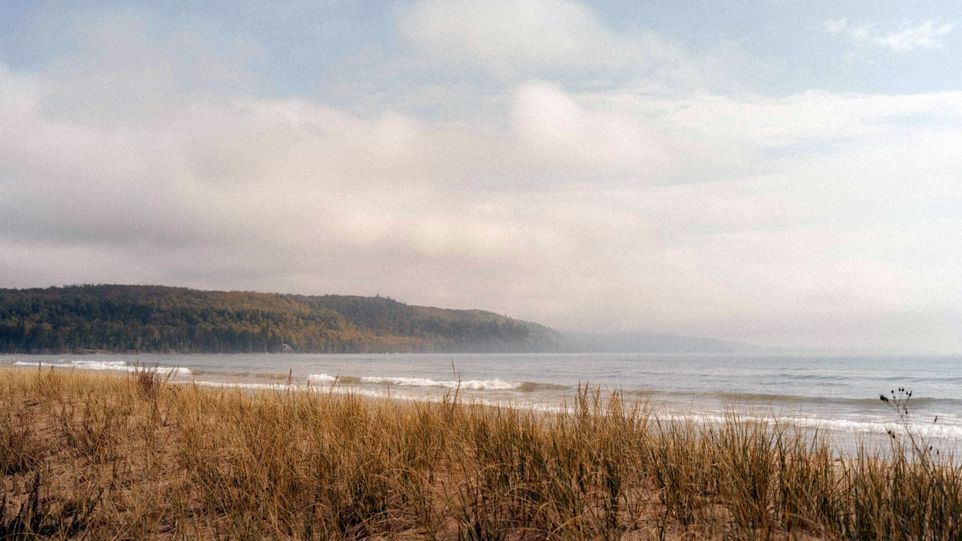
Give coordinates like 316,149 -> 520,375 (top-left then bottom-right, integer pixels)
23,4 -> 258,126
326,0 -> 765,117
4,47 -> 962,353
824,18 -> 957,53
880,20 -> 957,52
2,2 -> 962,353
399,0 -> 634,75
396,0 -> 706,88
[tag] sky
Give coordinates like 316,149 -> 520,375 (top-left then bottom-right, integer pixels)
1,1 -> 961,353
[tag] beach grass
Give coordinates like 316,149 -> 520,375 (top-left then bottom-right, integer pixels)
1,367 -> 961,539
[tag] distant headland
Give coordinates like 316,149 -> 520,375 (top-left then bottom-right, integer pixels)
0,284 -> 755,355
0,285 -> 563,354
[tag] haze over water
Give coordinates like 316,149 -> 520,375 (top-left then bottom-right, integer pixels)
8,352 -> 962,452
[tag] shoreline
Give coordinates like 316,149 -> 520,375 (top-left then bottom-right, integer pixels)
9,359 -> 961,457
3,366 -> 961,538
9,359 -> 961,450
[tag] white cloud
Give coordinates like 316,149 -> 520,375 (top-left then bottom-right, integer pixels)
3,52 -> 962,352
396,0 -> 704,88
2,2 -> 962,353
507,81 -> 671,179
880,20 -> 957,52
399,0 -> 629,74
825,18 -> 957,53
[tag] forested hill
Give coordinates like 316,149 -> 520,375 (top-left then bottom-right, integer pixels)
0,285 -> 563,354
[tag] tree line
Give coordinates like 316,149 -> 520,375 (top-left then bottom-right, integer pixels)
0,285 -> 562,354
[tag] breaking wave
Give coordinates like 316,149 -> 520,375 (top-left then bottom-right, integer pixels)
13,359 -> 191,377
306,373 -> 568,392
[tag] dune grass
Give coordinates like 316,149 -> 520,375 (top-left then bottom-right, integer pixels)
1,367 -> 961,539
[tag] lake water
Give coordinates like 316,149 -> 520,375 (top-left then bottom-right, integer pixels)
6,352 -> 962,452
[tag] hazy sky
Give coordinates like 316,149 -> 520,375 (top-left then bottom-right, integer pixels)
1,1 -> 961,352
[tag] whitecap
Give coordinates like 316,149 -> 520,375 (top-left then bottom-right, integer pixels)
13,360 -> 191,376
359,376 -> 518,390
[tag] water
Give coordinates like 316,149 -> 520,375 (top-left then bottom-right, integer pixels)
6,352 -> 962,452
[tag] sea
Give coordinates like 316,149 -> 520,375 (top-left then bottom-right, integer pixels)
5,352 -> 962,454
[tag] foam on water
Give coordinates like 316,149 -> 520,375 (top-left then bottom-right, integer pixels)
307,373 -> 519,390
655,412 -> 962,441
14,359 -> 191,377
189,380 -> 289,391
306,373 -> 338,384
362,375 -> 518,390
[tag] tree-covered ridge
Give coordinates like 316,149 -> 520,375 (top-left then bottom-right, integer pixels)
0,285 -> 563,354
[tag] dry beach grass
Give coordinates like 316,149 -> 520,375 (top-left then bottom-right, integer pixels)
1,367 -> 961,539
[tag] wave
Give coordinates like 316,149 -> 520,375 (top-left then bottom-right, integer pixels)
362,376 -> 518,390
734,392 -> 962,408
631,389 -> 962,409
305,373 -> 569,392
306,374 -> 364,384
189,380 -> 290,391
13,360 -> 191,377
662,411 -> 962,439
516,381 -> 570,392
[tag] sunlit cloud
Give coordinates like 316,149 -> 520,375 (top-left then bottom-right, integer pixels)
0,1 -> 961,352
824,18 -> 957,53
